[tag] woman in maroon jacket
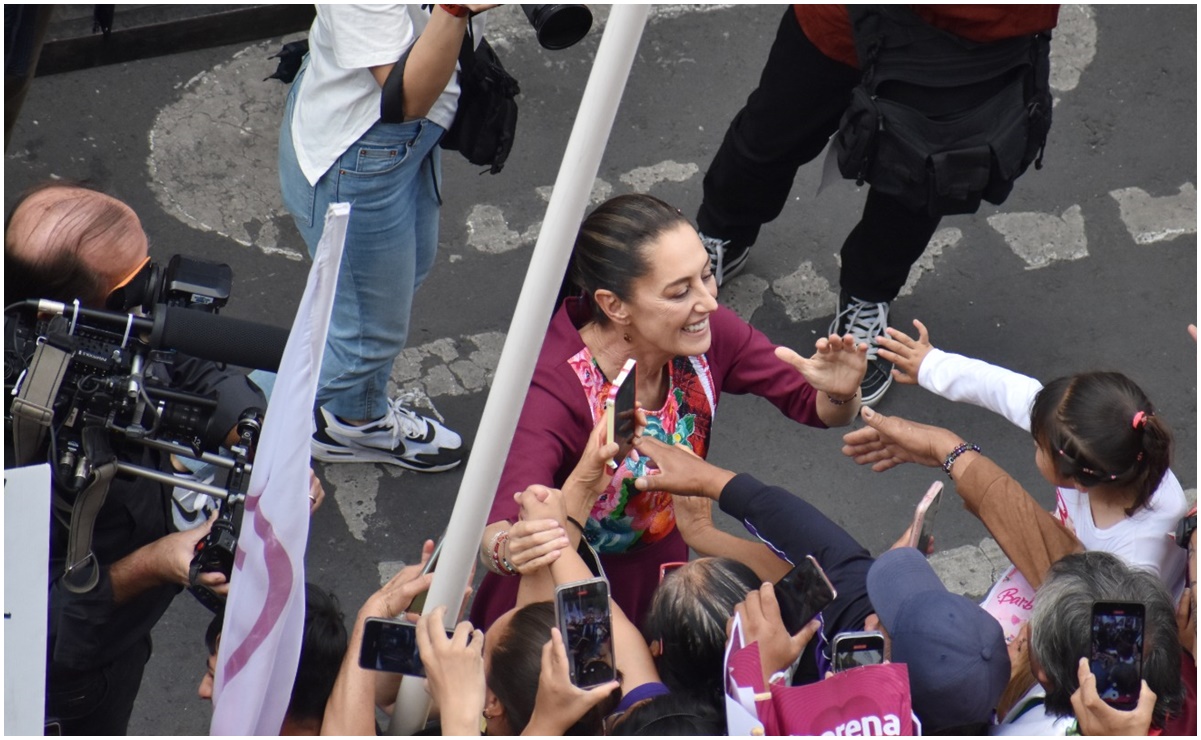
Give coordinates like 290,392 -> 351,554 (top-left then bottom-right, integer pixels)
470,194 -> 867,630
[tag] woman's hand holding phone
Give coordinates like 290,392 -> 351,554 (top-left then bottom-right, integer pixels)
736,582 -> 821,688
415,606 -> 486,737
525,627 -> 620,736
1070,657 -> 1155,736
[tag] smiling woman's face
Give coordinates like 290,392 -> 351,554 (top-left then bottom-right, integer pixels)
619,223 -> 719,358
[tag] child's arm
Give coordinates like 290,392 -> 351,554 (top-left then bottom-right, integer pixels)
876,319 -> 1043,431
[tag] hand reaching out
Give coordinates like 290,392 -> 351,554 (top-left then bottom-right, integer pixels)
774,334 -> 867,401
874,319 -> 934,386
525,627 -> 620,736
671,493 -> 715,541
505,516 -> 569,575
631,436 -> 734,499
841,406 -> 966,473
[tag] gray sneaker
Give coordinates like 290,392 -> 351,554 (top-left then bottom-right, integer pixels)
698,232 -> 750,287
829,295 -> 893,406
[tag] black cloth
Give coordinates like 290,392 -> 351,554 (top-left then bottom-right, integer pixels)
696,6 -> 941,303
35,355 -> 265,733
718,472 -> 877,682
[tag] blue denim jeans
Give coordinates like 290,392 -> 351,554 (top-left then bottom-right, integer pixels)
279,68 -> 444,421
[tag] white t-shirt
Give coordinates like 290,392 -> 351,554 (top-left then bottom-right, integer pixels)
990,685 -> 1074,735
919,348 -> 1188,597
292,4 -> 480,185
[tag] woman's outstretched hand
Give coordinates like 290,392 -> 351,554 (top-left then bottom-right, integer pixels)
775,334 -> 867,401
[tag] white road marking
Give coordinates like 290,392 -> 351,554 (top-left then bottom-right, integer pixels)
771,262 -> 838,324
929,537 -> 1012,599
721,274 -> 770,323
1049,5 -> 1098,99
619,160 -> 700,193
987,205 -> 1088,269
389,331 -> 506,399
326,463 -> 382,542
378,561 -> 405,586
466,205 -> 523,254
1109,183 -> 1197,245
898,228 -> 962,298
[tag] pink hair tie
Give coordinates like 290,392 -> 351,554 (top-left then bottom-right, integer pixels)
1132,411 -> 1148,429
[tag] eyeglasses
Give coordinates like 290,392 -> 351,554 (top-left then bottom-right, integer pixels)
659,561 -> 687,584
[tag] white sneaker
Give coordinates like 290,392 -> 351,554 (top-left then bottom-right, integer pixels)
311,393 -> 464,472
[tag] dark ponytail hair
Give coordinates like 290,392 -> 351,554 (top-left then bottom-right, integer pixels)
1030,372 -> 1172,515
557,194 -> 692,324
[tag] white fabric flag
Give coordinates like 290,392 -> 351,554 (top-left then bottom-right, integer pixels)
211,203 -> 348,735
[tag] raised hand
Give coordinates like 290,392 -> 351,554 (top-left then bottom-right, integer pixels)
1069,657 -> 1155,736
505,516 -> 569,575
775,334 -> 867,401
416,606 -> 486,737
875,319 -> 934,386
841,406 -> 965,473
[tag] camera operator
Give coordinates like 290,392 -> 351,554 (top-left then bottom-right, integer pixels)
4,182 -> 267,734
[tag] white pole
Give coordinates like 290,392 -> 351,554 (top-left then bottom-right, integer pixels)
387,5 -> 650,733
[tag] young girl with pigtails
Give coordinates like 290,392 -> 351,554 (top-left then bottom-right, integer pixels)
876,320 -> 1188,641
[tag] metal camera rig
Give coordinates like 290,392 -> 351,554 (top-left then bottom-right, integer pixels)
4,255 -> 259,599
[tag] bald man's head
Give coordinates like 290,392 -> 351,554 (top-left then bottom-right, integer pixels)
4,183 -> 149,307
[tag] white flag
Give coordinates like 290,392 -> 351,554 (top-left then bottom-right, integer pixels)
211,203 -> 348,735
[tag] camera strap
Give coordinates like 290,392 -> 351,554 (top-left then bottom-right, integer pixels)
61,428 -> 119,594
10,339 -> 72,466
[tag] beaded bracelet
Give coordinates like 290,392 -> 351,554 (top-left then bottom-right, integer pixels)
488,530 -> 517,576
825,391 -> 857,406
942,443 -> 981,479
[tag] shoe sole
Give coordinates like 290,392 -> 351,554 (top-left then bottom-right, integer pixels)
859,369 -> 893,408
311,439 -> 464,473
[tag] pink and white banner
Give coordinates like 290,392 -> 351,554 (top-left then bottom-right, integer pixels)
211,203 -> 348,735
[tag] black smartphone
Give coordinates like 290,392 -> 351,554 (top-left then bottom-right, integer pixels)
1089,601 -> 1145,711
408,533 -> 446,614
832,630 -> 886,672
358,617 -> 454,676
908,481 -> 943,556
606,358 -> 637,468
774,555 -> 838,634
554,577 -> 616,688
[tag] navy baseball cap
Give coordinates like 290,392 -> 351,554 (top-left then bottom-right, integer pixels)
867,548 -> 1010,732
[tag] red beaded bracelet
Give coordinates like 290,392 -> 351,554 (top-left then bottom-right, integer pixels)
438,4 -> 471,19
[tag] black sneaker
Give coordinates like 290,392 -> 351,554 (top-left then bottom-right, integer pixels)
829,294 -> 893,407
698,232 -> 750,287
311,393 -> 464,472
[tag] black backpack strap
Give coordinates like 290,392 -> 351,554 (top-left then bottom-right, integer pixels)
381,19 -> 476,124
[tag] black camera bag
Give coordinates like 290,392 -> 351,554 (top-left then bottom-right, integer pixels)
834,6 -> 1052,217
439,27 -> 520,175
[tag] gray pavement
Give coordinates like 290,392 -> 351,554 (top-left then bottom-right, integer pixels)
4,5 -> 1196,735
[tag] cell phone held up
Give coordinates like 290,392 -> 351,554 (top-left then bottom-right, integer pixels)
605,358 -> 637,469
1089,601 -> 1145,711
554,577 -> 616,688
358,617 -> 455,677
908,481 -> 944,556
832,630 -> 886,673
774,555 -> 837,635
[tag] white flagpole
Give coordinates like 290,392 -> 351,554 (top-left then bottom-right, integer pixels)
387,5 -> 650,733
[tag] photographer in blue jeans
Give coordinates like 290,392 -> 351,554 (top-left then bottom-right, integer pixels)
279,4 -> 494,471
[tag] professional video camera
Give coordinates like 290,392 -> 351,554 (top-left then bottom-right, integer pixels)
4,254 -> 288,598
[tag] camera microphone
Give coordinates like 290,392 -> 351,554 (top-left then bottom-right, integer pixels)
21,300 -> 288,371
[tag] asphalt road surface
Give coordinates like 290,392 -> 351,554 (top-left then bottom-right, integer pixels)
4,5 -> 1196,735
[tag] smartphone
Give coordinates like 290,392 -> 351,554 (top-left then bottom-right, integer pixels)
358,617 -> 455,676
659,561 -> 687,584
605,358 -> 638,469
908,481 -> 944,556
1089,601 -> 1145,711
774,555 -> 838,635
832,630 -> 886,672
408,532 -> 446,614
554,577 -> 616,688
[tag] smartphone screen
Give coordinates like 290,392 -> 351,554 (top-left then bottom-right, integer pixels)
1090,601 -> 1145,711
606,359 -> 637,468
832,631 -> 886,672
774,555 -> 838,634
358,618 -> 454,676
909,481 -> 944,556
555,578 -> 616,688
